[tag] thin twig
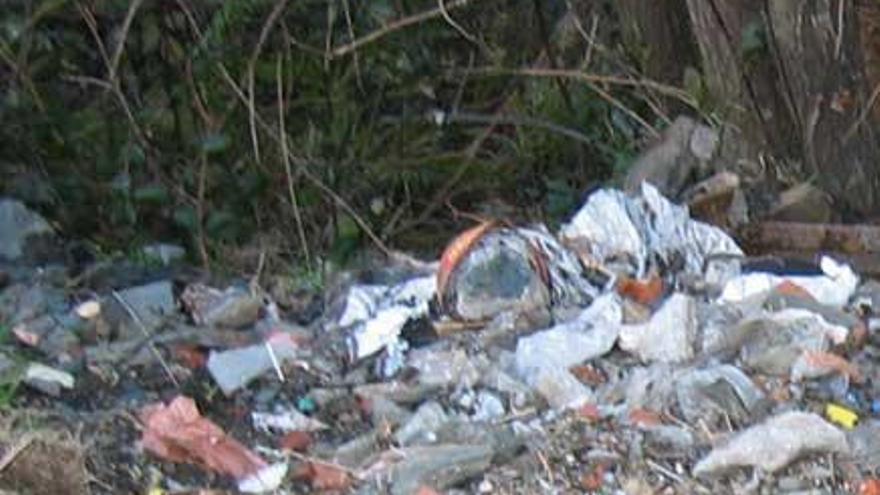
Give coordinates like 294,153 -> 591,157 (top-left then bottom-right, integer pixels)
438,0 -> 479,44
0,40 -> 46,112
843,81 -> 880,143
464,66 -> 697,108
424,110 -> 598,146
247,0 -> 290,165
341,0 -> 364,91
109,0 -> 144,81
277,54 -> 312,269
196,153 -> 210,272
110,291 -> 180,388
176,0 -> 392,259
327,0 -> 472,58
77,2 -> 152,158
585,79 -> 659,137
0,434 -> 34,473
646,459 -> 685,484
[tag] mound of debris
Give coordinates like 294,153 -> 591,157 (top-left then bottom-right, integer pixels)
3,153 -> 880,493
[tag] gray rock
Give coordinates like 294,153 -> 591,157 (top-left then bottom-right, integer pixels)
106,280 -> 176,338
693,411 -> 848,476
848,420 -> 880,471
394,401 -> 449,446
367,444 -> 495,495
642,425 -> 696,458
0,198 -> 54,261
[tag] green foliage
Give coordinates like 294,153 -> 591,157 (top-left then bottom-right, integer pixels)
0,0 -> 664,271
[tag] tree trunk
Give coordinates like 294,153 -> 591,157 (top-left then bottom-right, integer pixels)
616,0 -> 698,85
685,0 -> 880,217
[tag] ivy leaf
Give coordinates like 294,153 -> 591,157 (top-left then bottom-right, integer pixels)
133,184 -> 169,204
173,206 -> 198,232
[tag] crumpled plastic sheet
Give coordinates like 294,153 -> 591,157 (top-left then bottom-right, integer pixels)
516,226 -> 604,307
559,182 -> 743,279
139,395 -> 287,493
515,293 -> 622,376
618,293 -> 696,363
339,275 -> 436,361
718,255 -> 859,308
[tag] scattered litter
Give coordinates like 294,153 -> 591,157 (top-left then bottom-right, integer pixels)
139,395 -> 287,493
206,332 -> 300,395
339,275 -> 435,361
560,182 -> 742,279
693,411 -> 849,476
719,255 -> 858,307
825,403 -> 859,429
619,293 -> 696,363
5,172 -> 880,493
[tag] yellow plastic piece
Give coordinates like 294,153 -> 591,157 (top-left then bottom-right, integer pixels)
825,403 -> 859,429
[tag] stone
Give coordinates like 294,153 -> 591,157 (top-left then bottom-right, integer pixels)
0,198 -> 55,262
693,412 -> 848,476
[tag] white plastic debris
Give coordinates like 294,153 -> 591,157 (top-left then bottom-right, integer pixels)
207,334 -> 299,395
675,365 -> 765,425
252,409 -> 328,432
341,276 -> 436,360
238,462 -> 289,494
515,293 -> 622,376
559,183 -> 742,278
693,411 -> 848,476
619,293 -> 696,363
719,255 -> 858,307
24,362 -> 75,390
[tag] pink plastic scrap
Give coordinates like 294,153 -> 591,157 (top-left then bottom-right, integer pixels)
140,395 -> 286,492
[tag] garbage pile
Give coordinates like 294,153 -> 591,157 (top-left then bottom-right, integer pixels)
2,179 -> 880,494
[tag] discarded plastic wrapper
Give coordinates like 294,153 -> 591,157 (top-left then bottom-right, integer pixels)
515,293 -> 622,376
693,411 -> 848,476
207,332 -> 300,395
719,255 -> 858,307
826,403 -> 859,429
252,409 -> 328,432
559,182 -> 742,279
139,395 -> 287,493
341,275 -> 436,361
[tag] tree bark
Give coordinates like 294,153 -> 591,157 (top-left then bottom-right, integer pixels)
685,0 -> 880,217
616,0 -> 698,85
